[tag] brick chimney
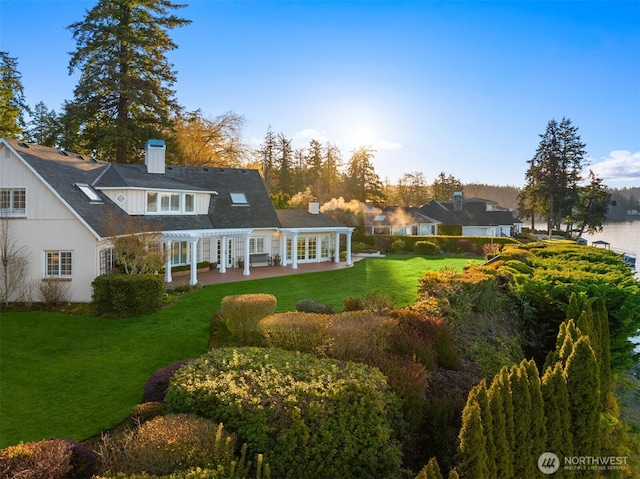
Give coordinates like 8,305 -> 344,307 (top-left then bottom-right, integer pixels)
145,139 -> 166,174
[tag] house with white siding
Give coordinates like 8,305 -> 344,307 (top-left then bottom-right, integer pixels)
0,138 -> 353,302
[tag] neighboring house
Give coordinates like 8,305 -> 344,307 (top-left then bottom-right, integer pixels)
364,194 -> 522,238
419,192 -> 522,237
0,138 -> 353,302
363,206 -> 441,236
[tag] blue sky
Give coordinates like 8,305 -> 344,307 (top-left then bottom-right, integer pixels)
1,0 -> 639,188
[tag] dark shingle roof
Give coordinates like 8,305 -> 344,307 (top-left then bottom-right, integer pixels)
276,209 -> 346,229
6,139 -> 280,237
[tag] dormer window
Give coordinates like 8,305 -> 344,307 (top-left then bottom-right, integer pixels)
146,191 -> 197,214
230,192 -> 248,205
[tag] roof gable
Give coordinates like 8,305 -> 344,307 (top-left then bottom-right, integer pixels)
4,139 -> 280,236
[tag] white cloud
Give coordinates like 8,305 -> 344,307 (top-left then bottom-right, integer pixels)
588,150 -> 640,183
294,128 -> 329,144
372,139 -> 402,151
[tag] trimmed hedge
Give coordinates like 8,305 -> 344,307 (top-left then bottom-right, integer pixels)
165,347 -> 403,479
92,274 -> 164,318
0,438 -> 98,479
373,235 -> 519,254
220,294 -> 277,345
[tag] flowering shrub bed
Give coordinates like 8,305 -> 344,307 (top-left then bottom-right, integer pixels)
165,347 -> 403,479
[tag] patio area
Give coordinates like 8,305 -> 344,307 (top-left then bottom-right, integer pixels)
165,256 -> 366,287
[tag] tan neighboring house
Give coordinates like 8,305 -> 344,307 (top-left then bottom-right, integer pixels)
0,138 -> 353,302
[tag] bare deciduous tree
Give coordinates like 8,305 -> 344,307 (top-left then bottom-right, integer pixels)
0,216 -> 30,306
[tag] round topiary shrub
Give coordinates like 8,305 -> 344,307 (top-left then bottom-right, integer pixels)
295,299 -> 334,314
97,414 -> 248,477
165,347 -> 403,479
0,438 -> 98,479
142,359 -> 194,403
414,240 -> 439,255
390,239 -> 406,252
221,294 -> 277,345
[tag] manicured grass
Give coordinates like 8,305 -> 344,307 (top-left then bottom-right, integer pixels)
0,255 -> 479,448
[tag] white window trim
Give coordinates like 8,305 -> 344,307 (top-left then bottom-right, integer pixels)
146,191 -> 197,215
0,187 -> 26,217
249,236 -> 266,254
45,250 -> 73,278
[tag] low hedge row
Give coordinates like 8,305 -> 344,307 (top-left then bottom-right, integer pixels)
374,234 -> 519,254
92,274 -> 164,318
165,347 -> 403,479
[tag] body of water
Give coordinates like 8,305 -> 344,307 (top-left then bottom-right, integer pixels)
580,220 -> 640,260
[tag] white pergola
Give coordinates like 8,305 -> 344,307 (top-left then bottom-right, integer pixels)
161,226 -> 353,286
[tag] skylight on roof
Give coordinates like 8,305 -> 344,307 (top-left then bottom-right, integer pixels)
373,215 -> 386,221
76,184 -> 101,202
230,193 -> 248,205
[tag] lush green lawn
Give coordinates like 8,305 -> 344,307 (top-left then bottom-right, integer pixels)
0,255 -> 479,448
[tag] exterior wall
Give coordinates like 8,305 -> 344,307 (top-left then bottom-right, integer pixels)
1,148 -> 100,302
101,188 -> 210,215
284,233 -> 333,263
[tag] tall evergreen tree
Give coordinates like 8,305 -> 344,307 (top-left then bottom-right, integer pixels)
572,170 -> 611,237
432,172 -> 462,202
415,457 -> 444,479
523,359 -> 547,463
25,101 -> 61,147
519,118 -> 588,234
509,364 -> 534,479
345,146 -> 385,206
565,336 -> 601,461
594,297 -> 611,404
457,400 -> 490,479
488,375 -> 513,478
275,133 -> 294,195
541,363 -> 573,473
471,380 -> 496,478
0,51 -> 29,138
256,126 -> 277,194
65,0 -> 191,163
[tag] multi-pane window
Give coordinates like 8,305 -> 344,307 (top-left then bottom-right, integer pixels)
308,236 -> 317,260
171,241 -> 188,265
99,248 -> 115,275
46,251 -> 72,277
160,193 -> 180,212
297,237 -> 306,260
320,236 -> 330,259
0,188 -> 26,216
249,236 -> 265,254
146,191 -> 196,214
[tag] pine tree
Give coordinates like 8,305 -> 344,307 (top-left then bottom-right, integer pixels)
523,359 -> 547,463
594,297 -> 611,404
509,364 -> 534,479
472,380 -> 497,478
0,51 -> 29,138
457,400 -> 490,479
566,292 -> 583,321
488,374 -> 513,478
345,146 -> 385,206
565,336 -> 601,461
448,470 -> 460,479
519,118 -> 588,233
415,457 -> 443,479
65,0 -> 191,163
541,363 -> 573,476
25,101 -> 60,147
